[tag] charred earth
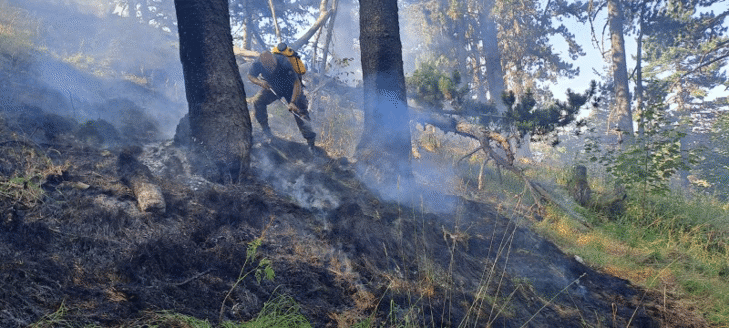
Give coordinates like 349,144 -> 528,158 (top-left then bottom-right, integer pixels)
0,100 -> 709,327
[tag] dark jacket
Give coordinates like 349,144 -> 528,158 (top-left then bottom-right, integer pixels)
248,53 -> 300,103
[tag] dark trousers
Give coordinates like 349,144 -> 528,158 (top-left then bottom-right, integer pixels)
250,89 -> 316,144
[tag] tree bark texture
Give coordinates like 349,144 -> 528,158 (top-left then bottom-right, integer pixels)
608,0 -> 633,136
174,0 -> 252,182
357,0 -> 413,188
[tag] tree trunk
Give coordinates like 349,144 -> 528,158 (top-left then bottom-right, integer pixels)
241,0 -> 251,49
357,0 -> 413,194
320,0 -> 338,75
569,165 -> 592,207
635,18 -> 644,138
608,0 -> 634,137
174,0 -> 252,183
481,1 -> 506,115
310,0 -> 328,72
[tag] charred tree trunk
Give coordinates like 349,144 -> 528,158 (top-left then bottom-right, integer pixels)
357,0 -> 413,192
174,0 -> 252,183
608,0 -> 634,138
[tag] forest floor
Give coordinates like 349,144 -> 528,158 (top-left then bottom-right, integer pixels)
0,96 -> 710,327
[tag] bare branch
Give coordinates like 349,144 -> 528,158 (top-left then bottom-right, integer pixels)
267,0 -> 282,43
291,10 -> 333,50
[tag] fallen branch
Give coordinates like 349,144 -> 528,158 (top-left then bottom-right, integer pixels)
455,121 -> 544,208
414,113 -> 584,212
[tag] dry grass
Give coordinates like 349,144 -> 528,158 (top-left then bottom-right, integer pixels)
0,136 -> 65,209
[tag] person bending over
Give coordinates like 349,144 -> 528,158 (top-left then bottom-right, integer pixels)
248,43 -> 316,152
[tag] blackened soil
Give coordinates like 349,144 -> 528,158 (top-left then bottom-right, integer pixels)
0,111 -> 707,327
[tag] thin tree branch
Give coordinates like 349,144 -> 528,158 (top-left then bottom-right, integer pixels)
670,52 -> 729,92
291,10 -> 332,50
320,0 -> 339,74
268,0 -> 282,43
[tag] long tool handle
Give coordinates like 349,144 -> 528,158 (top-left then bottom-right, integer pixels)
258,74 -> 306,121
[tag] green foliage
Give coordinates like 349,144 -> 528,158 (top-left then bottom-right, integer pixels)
246,239 -> 275,283
152,311 -> 213,328
543,167 -> 729,326
502,81 -> 595,144
220,238 -> 276,322
0,173 -> 45,206
351,317 -> 373,328
28,301 -> 70,328
641,0 -> 728,107
587,100 -> 697,196
406,60 -> 468,110
152,295 -> 312,328
224,294 -> 312,328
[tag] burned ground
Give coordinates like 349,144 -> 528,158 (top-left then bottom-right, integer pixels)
0,104 -> 709,327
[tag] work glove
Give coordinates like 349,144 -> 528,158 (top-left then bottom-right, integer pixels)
253,74 -> 272,91
259,80 -> 272,91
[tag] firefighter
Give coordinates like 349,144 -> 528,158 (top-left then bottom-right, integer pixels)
247,43 -> 316,152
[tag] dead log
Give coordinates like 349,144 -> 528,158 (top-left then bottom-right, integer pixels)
456,121 -> 514,165
117,147 -> 166,213
412,115 -> 593,227
235,6 -> 332,59
453,121 -> 546,207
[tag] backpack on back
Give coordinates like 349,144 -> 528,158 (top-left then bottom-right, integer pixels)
272,44 -> 306,75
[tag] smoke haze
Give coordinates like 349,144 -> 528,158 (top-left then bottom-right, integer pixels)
4,0 -> 185,140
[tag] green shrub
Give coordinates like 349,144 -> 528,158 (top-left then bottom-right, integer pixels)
406,60 -> 467,110
588,99 -> 697,198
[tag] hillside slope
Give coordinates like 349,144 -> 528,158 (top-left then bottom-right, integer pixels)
0,100 -> 707,327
